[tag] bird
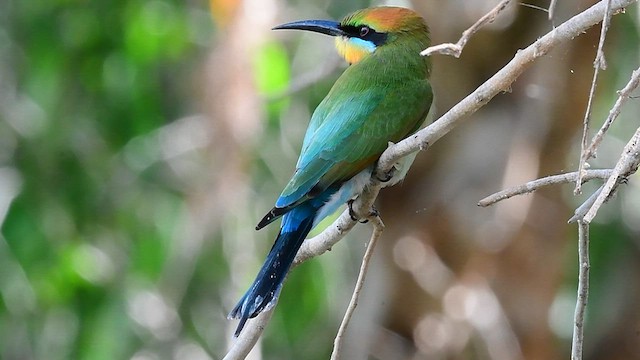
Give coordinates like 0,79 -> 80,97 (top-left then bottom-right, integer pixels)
228,6 -> 433,336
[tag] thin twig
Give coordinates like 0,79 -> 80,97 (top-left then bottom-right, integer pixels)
584,67 -> 640,159
420,0 -> 513,57
575,0 -> 614,194
520,3 -> 549,13
377,0 -> 636,180
569,185 -> 604,224
331,215 -> 385,360
549,0 -> 559,20
572,221 -> 590,360
478,169 -> 613,207
297,179 -> 384,264
581,127 -> 640,223
569,69 -> 640,223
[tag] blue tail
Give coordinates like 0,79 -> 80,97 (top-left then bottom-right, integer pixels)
228,201 -> 320,336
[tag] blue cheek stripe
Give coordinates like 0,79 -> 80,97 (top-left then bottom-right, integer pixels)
349,37 -> 376,53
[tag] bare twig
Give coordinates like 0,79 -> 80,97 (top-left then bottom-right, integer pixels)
331,215 -> 385,360
581,127 -> 640,223
224,1 -> 637,357
478,169 -> 613,207
298,181 -> 384,264
575,0 -> 614,194
420,0 -> 513,57
223,307 -> 275,360
377,0 -> 636,180
572,221 -> 590,360
520,3 -> 549,13
549,0 -> 559,20
584,67 -> 640,159
569,185 -> 604,224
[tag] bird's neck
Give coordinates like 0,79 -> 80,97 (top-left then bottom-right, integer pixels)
351,37 -> 431,83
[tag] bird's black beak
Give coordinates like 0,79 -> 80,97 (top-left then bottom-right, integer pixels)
272,19 -> 345,37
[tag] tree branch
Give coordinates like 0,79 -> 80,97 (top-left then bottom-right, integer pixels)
478,169 -> 613,207
549,0 -> 559,20
581,126 -> 640,223
330,215 -> 385,360
569,185 -> 605,224
223,307 -> 275,360
575,0 -> 614,194
584,67 -> 640,160
420,0 -> 513,57
377,0 -> 636,181
224,0 -> 638,357
572,221 -> 591,360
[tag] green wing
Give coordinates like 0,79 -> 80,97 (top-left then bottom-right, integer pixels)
275,75 -> 432,209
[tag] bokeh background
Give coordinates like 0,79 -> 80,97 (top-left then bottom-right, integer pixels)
1,0 -> 639,359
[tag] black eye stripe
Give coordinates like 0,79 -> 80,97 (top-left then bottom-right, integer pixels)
339,25 -> 388,46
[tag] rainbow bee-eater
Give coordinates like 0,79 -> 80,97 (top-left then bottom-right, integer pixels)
229,6 -> 432,336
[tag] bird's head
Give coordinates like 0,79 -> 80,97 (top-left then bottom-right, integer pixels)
273,7 -> 429,65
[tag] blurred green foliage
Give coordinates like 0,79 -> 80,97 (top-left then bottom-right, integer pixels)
1,0 -> 216,358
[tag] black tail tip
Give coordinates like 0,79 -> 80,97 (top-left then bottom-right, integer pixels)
256,206 -> 288,230
228,303 -> 251,337
233,316 -> 249,337
228,289 -> 281,336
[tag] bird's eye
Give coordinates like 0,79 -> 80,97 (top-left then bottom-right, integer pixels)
359,26 -> 370,37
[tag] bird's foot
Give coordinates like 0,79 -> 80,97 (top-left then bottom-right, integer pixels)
376,167 -> 396,183
348,200 -> 359,222
348,200 -> 379,224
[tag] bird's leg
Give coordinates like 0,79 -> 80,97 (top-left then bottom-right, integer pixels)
348,200 -> 379,224
375,142 -> 398,182
366,206 -> 379,222
375,166 -> 396,183
348,199 -> 359,222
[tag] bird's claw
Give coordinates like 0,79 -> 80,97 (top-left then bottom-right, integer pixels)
348,200 -> 358,221
359,207 -> 380,223
348,200 -> 378,223
376,167 -> 396,183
